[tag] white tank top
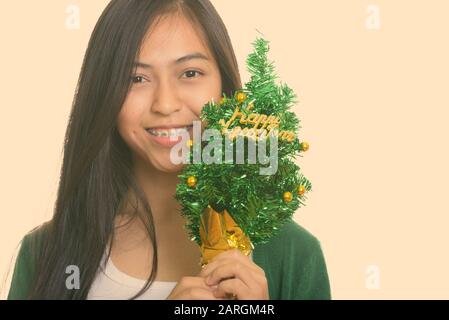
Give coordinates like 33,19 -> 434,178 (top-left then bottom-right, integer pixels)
87,251 -> 177,300
87,249 -> 254,300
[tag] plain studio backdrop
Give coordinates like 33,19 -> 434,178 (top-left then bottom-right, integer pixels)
1,0 -> 448,299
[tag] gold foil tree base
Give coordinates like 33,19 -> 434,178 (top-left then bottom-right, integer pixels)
199,205 -> 253,267
199,205 -> 253,300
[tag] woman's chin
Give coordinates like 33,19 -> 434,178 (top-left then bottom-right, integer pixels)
150,157 -> 185,173
157,164 -> 184,173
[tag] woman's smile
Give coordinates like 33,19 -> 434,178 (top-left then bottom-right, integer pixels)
146,124 -> 193,148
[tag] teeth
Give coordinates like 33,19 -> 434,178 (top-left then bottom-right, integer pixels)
147,126 -> 190,138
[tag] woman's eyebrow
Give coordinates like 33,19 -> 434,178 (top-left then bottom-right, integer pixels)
134,52 -> 209,69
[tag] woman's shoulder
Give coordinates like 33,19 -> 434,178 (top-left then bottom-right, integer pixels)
256,218 -> 323,255
6,221 -> 52,299
12,221 -> 52,265
22,221 -> 52,245
18,221 -> 52,260
252,218 -> 327,274
253,219 -> 331,300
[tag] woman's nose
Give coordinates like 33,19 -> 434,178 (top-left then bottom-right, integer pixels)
150,79 -> 182,115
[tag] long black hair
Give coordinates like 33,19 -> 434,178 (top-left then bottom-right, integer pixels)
28,0 -> 242,299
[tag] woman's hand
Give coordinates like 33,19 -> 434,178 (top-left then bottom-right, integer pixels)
200,249 -> 269,300
166,276 -> 224,300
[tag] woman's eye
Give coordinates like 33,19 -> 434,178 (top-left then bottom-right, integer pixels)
131,75 -> 147,84
183,70 -> 203,79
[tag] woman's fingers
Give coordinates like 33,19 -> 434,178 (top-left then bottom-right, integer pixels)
200,249 -> 263,278
204,262 -> 259,288
198,249 -> 269,300
166,276 -> 224,300
179,276 -> 211,290
212,278 -> 252,300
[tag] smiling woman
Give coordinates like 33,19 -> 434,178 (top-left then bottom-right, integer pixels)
6,0 -> 330,300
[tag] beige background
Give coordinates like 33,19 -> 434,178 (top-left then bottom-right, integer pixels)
1,0 -> 448,299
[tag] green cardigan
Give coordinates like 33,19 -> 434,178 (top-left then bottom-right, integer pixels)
7,219 -> 331,300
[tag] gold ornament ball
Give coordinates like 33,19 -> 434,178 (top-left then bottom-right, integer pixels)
187,176 -> 197,187
236,92 -> 247,103
219,97 -> 226,105
283,191 -> 293,202
297,185 -> 306,196
186,139 -> 193,148
301,141 -> 310,152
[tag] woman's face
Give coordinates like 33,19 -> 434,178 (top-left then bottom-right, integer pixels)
117,13 -> 222,173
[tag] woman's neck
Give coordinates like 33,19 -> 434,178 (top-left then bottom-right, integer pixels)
124,155 -> 185,228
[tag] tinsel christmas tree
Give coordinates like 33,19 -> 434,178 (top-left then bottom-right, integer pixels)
175,36 -> 311,266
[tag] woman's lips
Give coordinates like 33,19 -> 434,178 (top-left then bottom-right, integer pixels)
146,125 -> 193,148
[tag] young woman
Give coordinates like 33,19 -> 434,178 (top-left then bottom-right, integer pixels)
7,0 -> 331,300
